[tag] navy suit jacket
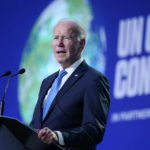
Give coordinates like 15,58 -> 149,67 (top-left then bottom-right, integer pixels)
30,61 -> 110,150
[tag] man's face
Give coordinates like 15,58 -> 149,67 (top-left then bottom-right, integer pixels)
52,22 -> 82,68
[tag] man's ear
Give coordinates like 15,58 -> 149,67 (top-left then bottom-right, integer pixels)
80,39 -> 86,51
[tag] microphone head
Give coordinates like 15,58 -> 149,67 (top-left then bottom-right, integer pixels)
19,68 -> 26,74
0,70 -> 11,78
11,68 -> 26,78
4,70 -> 11,76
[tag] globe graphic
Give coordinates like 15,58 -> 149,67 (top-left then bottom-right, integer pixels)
18,0 -> 107,124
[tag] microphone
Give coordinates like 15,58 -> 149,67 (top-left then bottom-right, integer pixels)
0,70 -> 11,78
0,68 -> 26,116
11,68 -> 25,77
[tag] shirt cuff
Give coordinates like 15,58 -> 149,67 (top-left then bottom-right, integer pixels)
55,131 -> 65,146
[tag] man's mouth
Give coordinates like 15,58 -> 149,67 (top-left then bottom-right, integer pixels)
57,51 -> 66,54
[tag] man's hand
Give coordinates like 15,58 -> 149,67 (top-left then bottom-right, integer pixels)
38,127 -> 58,144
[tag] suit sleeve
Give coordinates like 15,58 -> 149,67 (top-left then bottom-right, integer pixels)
61,74 -> 110,147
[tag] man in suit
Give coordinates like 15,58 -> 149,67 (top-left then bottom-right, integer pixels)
30,18 -> 110,150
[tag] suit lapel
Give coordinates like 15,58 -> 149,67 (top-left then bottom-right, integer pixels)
43,61 -> 88,120
56,61 -> 88,101
40,72 -> 59,105
39,71 -> 58,122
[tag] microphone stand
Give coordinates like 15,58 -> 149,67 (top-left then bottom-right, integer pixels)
0,76 -> 12,116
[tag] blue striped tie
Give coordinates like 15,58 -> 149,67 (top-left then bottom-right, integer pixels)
42,70 -> 67,120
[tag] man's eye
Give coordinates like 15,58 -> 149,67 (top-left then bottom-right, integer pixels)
64,36 -> 71,39
53,36 -> 58,39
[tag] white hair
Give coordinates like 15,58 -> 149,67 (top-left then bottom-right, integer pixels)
56,18 -> 86,42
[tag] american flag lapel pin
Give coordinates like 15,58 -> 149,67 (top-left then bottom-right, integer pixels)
74,74 -> 78,77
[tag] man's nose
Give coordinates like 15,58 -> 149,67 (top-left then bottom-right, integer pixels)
58,37 -> 64,47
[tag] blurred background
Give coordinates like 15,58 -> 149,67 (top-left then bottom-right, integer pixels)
0,0 -> 150,149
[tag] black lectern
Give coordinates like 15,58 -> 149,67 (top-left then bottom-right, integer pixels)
0,116 -> 64,150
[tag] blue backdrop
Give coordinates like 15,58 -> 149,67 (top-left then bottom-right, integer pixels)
0,0 -> 150,150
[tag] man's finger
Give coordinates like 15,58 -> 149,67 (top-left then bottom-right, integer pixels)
37,127 -> 58,144
38,128 -> 46,138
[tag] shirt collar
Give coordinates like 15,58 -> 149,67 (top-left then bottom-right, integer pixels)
60,57 -> 84,75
